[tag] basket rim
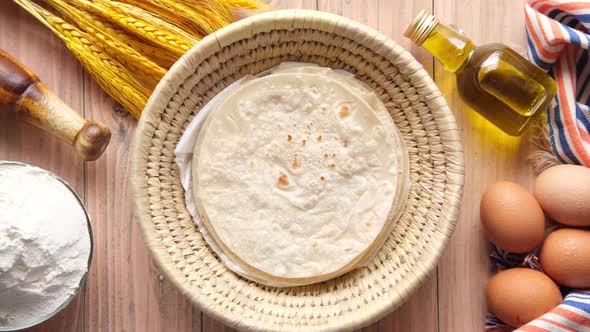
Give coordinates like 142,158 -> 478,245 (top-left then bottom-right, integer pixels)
130,9 -> 464,332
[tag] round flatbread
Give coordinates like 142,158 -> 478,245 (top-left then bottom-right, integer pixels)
193,66 -> 409,286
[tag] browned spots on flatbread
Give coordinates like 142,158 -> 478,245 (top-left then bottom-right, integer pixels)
292,155 -> 301,169
320,176 -> 325,181
301,139 -> 306,146
269,95 -> 282,103
332,153 -> 336,157
287,134 -> 292,142
329,163 -> 336,169
317,135 -> 322,142
343,140 -> 348,147
366,222 -> 372,228
323,153 -> 328,158
277,173 -> 289,187
339,104 -> 350,117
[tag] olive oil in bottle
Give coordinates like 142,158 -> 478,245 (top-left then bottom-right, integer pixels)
405,10 -> 557,136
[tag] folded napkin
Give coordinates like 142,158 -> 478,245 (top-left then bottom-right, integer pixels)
525,0 -> 590,166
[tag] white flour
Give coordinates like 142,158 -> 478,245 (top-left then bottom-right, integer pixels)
0,164 -> 91,329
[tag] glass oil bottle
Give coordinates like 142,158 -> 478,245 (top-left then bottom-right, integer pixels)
405,10 -> 557,136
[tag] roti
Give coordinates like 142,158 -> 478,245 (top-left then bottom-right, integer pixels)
192,66 -> 409,286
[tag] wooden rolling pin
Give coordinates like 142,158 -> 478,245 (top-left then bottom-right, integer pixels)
0,48 -> 110,161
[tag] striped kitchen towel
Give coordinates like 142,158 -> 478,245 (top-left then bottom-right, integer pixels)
525,0 -> 590,167
515,291 -> 590,332
486,291 -> 590,332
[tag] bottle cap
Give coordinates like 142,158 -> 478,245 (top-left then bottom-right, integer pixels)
404,10 -> 439,45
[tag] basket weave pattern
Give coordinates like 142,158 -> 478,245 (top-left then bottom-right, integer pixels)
131,10 -> 464,331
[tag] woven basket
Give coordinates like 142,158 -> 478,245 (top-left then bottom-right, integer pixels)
130,9 -> 464,332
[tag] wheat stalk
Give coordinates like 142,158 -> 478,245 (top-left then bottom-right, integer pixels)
13,0 -> 149,117
117,0 -> 214,37
44,0 -> 166,88
222,0 -> 273,12
46,0 -> 177,69
14,0 -> 270,117
75,10 -> 178,68
65,0 -> 197,58
180,0 -> 235,29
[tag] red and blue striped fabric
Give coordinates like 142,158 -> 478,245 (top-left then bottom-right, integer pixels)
515,291 -> 590,332
486,291 -> 590,332
525,0 -> 590,166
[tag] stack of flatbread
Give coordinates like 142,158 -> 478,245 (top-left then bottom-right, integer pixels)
191,65 -> 410,286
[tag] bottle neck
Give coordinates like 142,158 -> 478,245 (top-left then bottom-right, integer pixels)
405,11 -> 475,73
421,23 -> 475,73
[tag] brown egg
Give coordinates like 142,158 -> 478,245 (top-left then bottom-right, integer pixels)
481,181 -> 545,253
486,268 -> 562,327
535,165 -> 590,226
540,228 -> 590,288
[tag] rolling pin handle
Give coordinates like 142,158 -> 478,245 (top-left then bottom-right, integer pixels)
0,48 -> 111,161
75,120 -> 111,161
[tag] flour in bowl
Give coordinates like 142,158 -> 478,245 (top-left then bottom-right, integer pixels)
0,163 -> 91,329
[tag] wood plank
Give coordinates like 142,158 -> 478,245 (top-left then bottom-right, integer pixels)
0,2 -> 86,332
315,1 -> 438,331
435,1 -> 533,331
83,69 -> 201,331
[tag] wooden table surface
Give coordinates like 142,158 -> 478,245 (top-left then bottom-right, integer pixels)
0,0 -> 535,331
